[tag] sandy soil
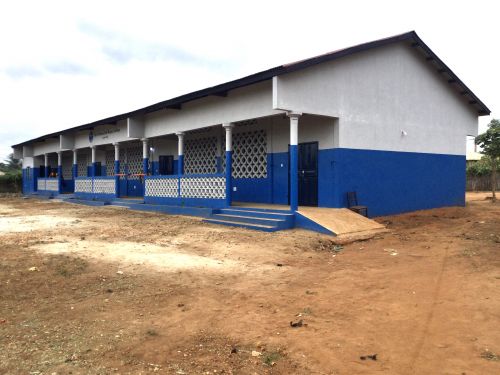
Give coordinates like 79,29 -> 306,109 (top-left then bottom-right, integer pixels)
0,193 -> 499,374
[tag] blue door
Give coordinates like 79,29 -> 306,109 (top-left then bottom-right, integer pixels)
121,144 -> 144,197
298,142 -> 318,206
127,178 -> 143,196
23,167 -> 34,194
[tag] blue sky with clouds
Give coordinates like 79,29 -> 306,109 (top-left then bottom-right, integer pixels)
0,0 -> 498,161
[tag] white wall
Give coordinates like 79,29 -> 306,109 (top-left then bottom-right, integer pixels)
22,156 -> 34,169
74,120 -> 128,149
275,42 -> 478,155
148,138 -> 178,162
33,138 -> 59,156
144,80 -> 279,138
269,114 -> 336,153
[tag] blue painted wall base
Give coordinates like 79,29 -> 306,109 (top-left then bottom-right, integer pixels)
25,148 -> 467,219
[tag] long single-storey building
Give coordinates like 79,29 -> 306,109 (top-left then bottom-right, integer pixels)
12,31 -> 490,233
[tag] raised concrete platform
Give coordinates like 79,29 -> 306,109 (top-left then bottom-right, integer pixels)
26,194 -> 386,237
297,207 -> 388,240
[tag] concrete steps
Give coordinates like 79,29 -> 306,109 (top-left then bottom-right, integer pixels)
204,207 -> 295,232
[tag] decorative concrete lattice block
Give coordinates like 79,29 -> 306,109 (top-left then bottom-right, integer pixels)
105,150 -> 115,176
93,179 -> 116,194
75,178 -> 92,193
184,137 -> 218,174
223,129 -> 267,178
180,176 -> 225,199
62,161 -> 73,179
145,178 -> 178,197
45,179 -> 59,191
119,148 -> 127,175
124,145 -> 143,179
37,179 -> 46,191
77,154 -> 88,176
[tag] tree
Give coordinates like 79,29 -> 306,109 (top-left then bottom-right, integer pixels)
0,153 -> 22,173
475,119 -> 500,202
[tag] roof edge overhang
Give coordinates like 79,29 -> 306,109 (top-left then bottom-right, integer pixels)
12,31 -> 490,149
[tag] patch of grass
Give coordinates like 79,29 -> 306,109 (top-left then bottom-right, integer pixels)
481,350 -> 499,361
461,249 -> 477,257
333,245 -> 344,252
262,351 -> 281,366
54,257 -> 88,277
146,329 -> 159,337
302,307 -> 312,315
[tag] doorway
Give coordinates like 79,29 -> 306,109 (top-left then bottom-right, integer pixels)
288,142 -> 319,207
298,142 -> 318,206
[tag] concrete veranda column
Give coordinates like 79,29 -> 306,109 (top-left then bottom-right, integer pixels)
91,146 -> 96,178
57,151 -> 62,193
223,123 -> 234,207
44,153 -> 49,177
72,149 -> 78,179
288,112 -> 301,211
176,132 -> 185,175
114,143 -> 120,197
141,138 -> 149,175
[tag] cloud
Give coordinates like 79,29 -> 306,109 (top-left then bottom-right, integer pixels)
44,61 -> 92,75
4,61 -> 92,79
78,21 -> 229,69
101,43 -> 204,65
4,65 -> 43,79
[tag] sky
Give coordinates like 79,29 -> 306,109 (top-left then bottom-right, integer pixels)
0,0 -> 498,160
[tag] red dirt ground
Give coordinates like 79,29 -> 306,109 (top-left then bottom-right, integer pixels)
0,193 -> 499,374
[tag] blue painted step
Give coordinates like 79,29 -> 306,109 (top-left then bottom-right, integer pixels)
108,202 -> 214,218
203,207 -> 295,232
203,218 -> 280,232
54,193 -> 75,200
112,198 -> 144,206
64,198 -> 110,206
28,193 -> 54,199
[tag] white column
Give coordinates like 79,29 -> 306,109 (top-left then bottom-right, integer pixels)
141,138 -> 148,159
288,112 -> 302,211
223,123 -> 233,152
113,143 -> 120,161
290,114 -> 299,146
91,146 -> 96,163
222,123 -> 234,206
72,149 -> 78,179
44,153 -> 49,177
176,132 -> 185,175
176,132 -> 184,156
112,143 -> 120,196
56,151 -> 62,192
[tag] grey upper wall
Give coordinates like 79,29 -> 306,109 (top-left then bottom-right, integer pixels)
274,41 -> 478,155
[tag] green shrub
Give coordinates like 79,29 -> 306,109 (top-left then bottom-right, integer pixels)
0,172 -> 22,193
466,156 -> 499,177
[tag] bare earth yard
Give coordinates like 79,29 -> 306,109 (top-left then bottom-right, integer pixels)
0,194 -> 499,374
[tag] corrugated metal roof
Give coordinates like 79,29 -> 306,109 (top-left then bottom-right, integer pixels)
12,30 -> 490,148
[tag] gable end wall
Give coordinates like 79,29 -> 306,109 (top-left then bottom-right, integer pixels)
275,41 -> 478,156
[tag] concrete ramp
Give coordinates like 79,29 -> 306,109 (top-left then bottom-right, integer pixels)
297,207 -> 388,241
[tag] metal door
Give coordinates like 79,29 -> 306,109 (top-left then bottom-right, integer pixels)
159,155 -> 174,175
298,142 -> 318,206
